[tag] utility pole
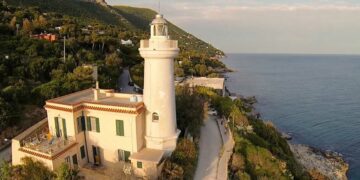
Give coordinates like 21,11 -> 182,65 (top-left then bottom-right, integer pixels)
63,36 -> 66,62
16,24 -> 19,35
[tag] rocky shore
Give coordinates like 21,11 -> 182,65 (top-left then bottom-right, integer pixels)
289,143 -> 349,180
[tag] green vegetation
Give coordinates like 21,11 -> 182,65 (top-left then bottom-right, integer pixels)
160,86 -> 206,179
194,87 -> 311,180
0,157 -> 54,180
0,0 -> 226,137
0,158 -> 79,180
161,139 -> 198,180
175,86 -> 206,138
113,6 -> 224,57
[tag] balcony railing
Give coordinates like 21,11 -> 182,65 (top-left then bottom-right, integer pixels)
140,40 -> 178,49
15,119 -> 76,157
21,136 -> 76,156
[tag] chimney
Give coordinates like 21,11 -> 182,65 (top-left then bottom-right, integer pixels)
94,81 -> 99,101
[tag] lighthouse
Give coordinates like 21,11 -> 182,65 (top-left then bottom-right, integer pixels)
139,14 -> 180,152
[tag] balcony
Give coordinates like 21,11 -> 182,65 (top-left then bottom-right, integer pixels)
13,119 -> 77,160
140,40 -> 178,49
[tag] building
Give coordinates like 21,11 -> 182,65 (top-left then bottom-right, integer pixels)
12,14 -> 180,179
179,77 -> 226,96
121,39 -> 133,46
30,33 -> 57,42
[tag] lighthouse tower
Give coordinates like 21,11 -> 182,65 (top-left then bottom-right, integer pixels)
139,14 -> 180,152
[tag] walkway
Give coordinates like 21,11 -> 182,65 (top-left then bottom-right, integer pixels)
118,68 -> 136,93
194,115 -> 222,180
0,145 -> 11,162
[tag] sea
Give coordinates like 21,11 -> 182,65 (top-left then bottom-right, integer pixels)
223,53 -> 360,179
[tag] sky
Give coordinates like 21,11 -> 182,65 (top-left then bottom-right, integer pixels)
107,0 -> 360,54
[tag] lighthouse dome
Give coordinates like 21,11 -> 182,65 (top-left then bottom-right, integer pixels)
152,14 -> 167,25
150,14 -> 168,37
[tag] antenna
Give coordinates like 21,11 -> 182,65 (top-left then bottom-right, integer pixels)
158,0 -> 161,14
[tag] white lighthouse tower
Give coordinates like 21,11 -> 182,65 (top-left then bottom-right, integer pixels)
139,14 -> 180,152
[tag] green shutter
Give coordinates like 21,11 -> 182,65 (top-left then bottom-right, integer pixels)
95,118 -> 100,133
116,120 -> 119,135
55,117 -> 60,137
86,117 -> 91,131
77,117 -> 82,133
124,151 -> 130,162
62,118 -> 67,139
116,120 -> 124,136
137,161 -> 142,168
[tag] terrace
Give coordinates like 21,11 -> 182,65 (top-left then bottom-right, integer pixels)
13,119 -> 77,159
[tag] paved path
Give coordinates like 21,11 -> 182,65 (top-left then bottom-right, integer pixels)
0,145 -> 11,162
194,115 -> 222,180
118,68 -> 136,93
216,119 -> 235,180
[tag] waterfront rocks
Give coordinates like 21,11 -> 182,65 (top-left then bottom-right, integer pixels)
289,144 -> 348,180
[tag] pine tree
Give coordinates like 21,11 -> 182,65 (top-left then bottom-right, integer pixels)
22,18 -> 32,35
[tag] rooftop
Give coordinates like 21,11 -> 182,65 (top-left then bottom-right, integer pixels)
129,148 -> 165,163
47,88 -> 143,108
180,77 -> 225,90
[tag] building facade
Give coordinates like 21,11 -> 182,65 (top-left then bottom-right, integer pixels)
12,14 -> 179,179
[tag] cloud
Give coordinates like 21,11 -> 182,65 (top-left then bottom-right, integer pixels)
108,0 -> 360,54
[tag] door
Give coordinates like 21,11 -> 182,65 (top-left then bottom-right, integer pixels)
92,146 -> 101,165
72,154 -> 78,169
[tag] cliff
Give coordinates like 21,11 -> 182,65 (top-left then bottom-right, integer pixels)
290,144 -> 349,180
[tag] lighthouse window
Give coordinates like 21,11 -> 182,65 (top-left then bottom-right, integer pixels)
152,113 -> 159,122
154,24 -> 165,36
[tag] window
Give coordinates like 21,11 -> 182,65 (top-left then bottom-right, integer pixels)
137,161 -> 142,168
95,118 -> 100,133
86,116 -> 100,133
77,116 -> 85,133
80,146 -> 86,159
65,156 -> 71,165
55,117 -> 60,137
72,154 -> 78,165
152,112 -> 159,122
86,117 -> 91,131
118,149 -> 131,162
116,120 -> 124,136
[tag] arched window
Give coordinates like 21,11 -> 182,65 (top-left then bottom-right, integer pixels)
152,112 -> 159,122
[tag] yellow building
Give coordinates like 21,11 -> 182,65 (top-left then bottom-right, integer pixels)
12,14 -> 180,179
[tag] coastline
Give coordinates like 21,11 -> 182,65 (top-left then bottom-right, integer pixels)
224,84 -> 349,179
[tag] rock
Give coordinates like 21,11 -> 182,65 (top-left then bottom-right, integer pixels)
281,132 -> 292,140
289,144 -> 348,180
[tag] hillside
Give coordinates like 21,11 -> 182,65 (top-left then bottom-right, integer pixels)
0,0 -> 227,145
113,6 -> 224,56
5,0 -> 224,57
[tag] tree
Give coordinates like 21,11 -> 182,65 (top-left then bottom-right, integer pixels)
9,16 -> 17,29
0,160 -> 11,180
0,97 -> 15,132
176,86 -> 205,137
37,15 -> 47,28
161,139 -> 198,179
55,163 -> 80,180
13,157 -> 55,180
22,18 -> 32,34
105,52 -> 122,67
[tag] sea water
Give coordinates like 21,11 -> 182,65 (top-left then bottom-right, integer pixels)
224,54 -> 360,179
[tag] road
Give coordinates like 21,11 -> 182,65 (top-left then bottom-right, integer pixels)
118,68 -> 136,93
194,115 -> 222,180
0,145 -> 11,162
